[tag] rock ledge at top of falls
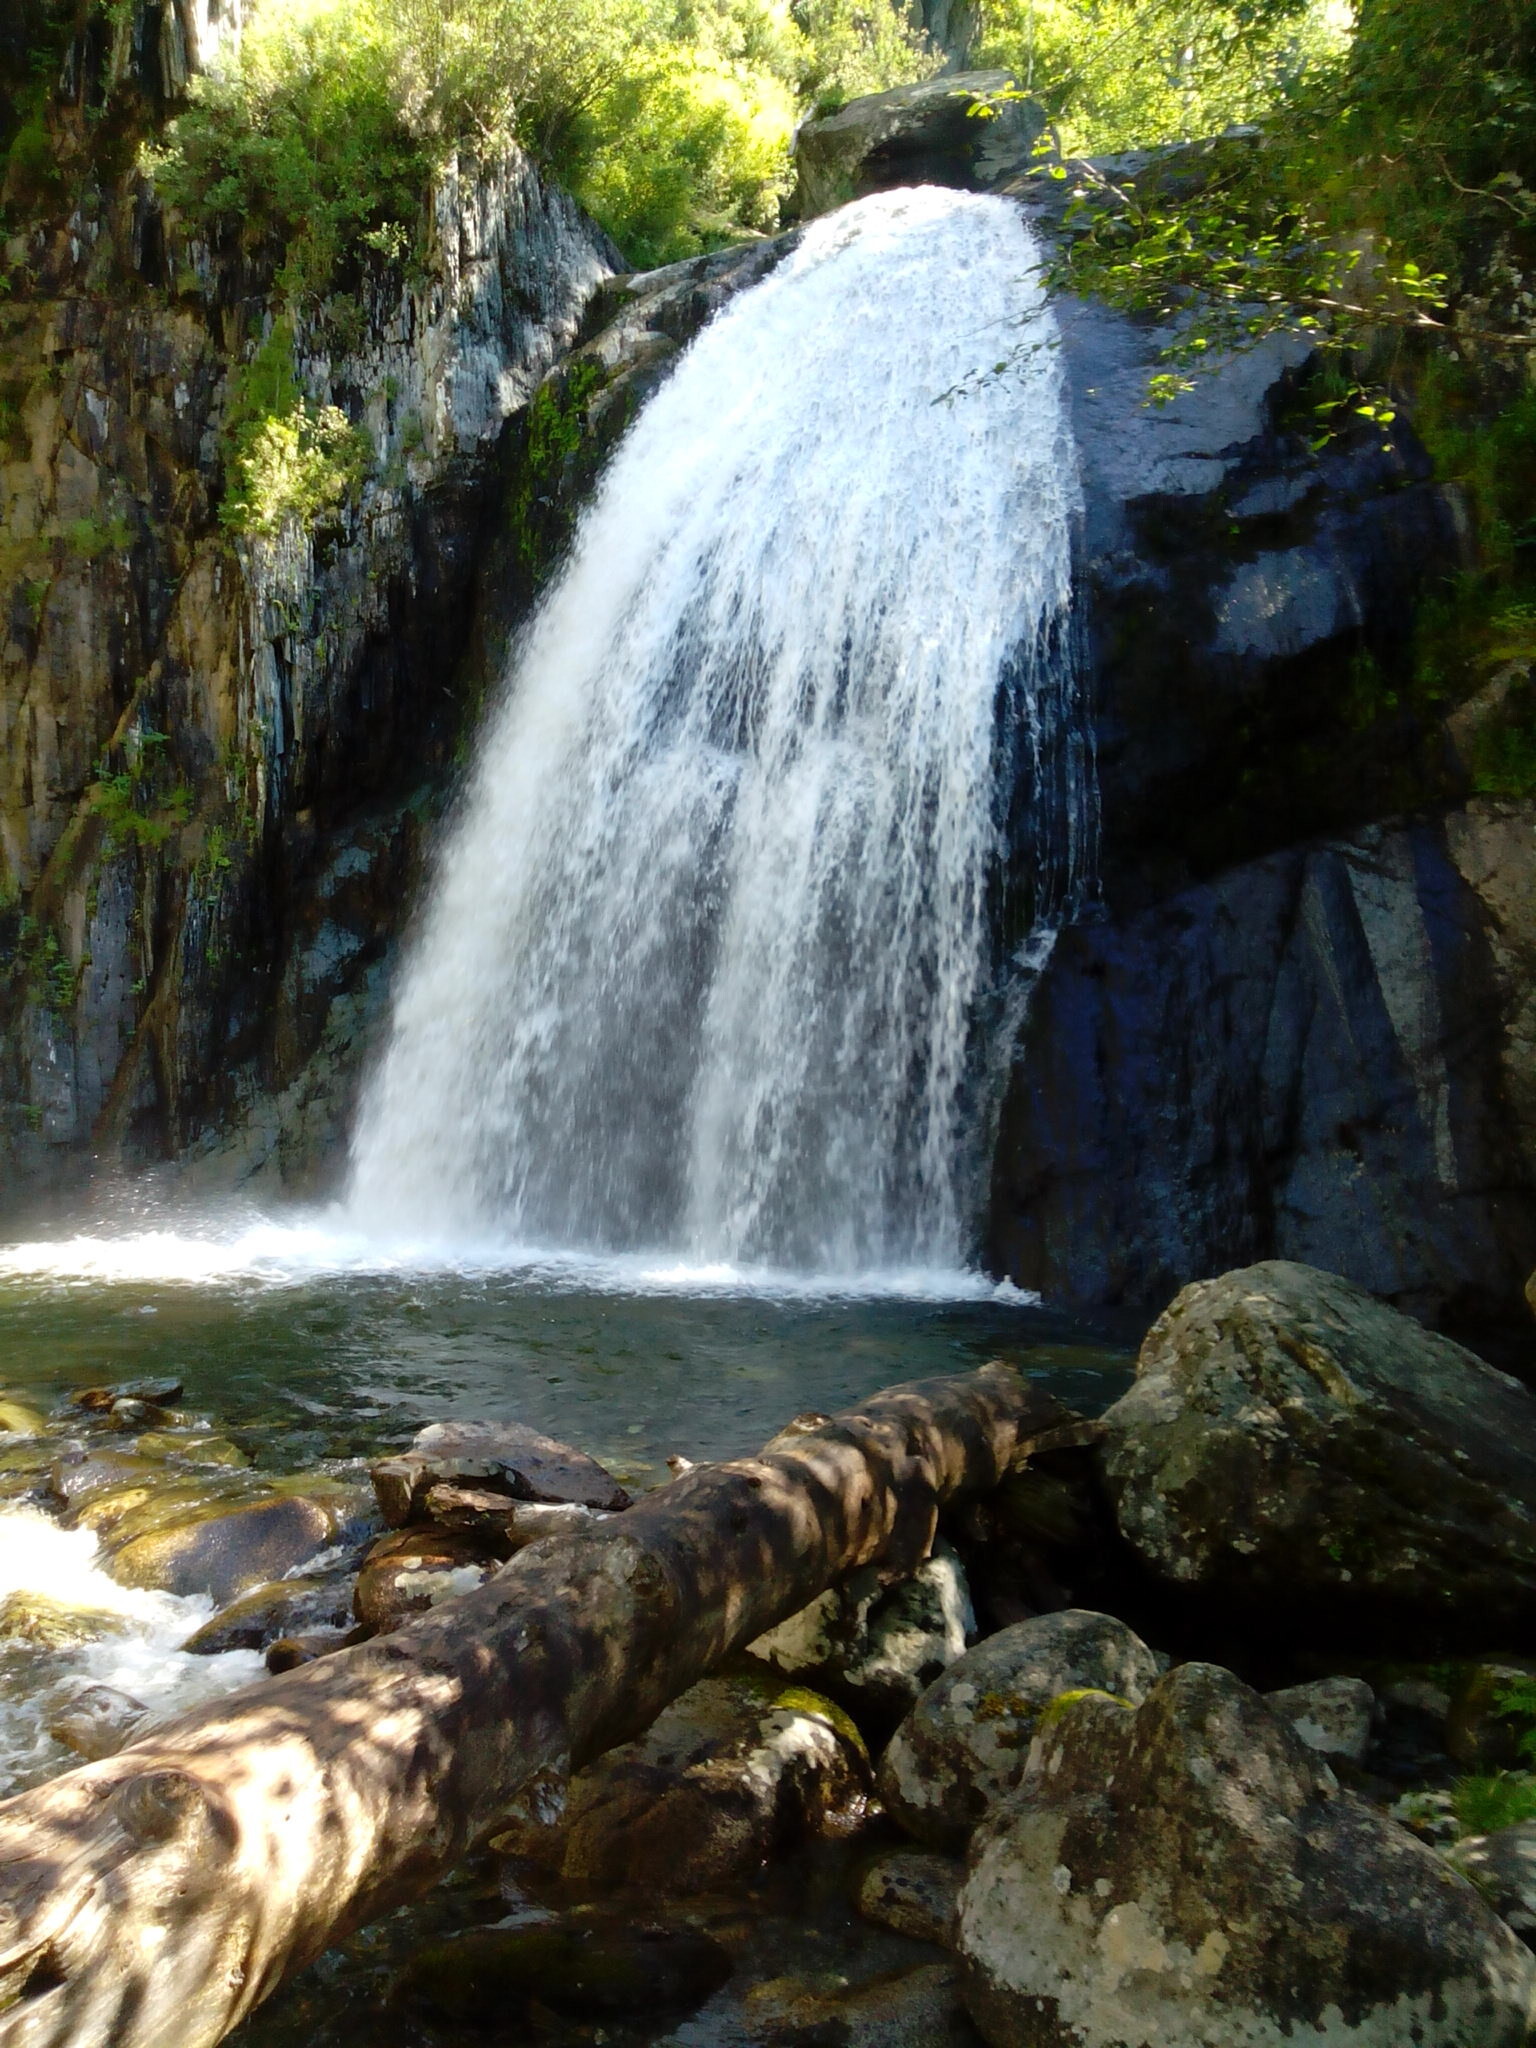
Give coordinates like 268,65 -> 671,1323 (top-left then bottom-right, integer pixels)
1097,1260 -> 1536,1647
955,1662 -> 1536,2048
792,72 -> 1045,218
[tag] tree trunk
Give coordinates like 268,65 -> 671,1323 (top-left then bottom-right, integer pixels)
0,1362 -> 1062,2048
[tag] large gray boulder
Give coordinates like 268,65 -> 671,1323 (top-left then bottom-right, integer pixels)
792,73 -> 1043,219
879,1610 -> 1161,1851
957,1663 -> 1536,2048
1099,1262 -> 1536,1642
1451,1823 -> 1536,1948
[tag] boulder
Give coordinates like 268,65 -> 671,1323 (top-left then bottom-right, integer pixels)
0,1400 -> 49,1437
747,1538 -> 975,1719
879,1610 -> 1161,1851
856,1847 -> 963,1946
180,1573 -> 357,1655
792,73 -> 1043,219
352,1527 -> 493,1634
395,1919 -> 732,2023
1265,1675 -> 1375,1763
419,1483 -> 609,1554
1099,1262 -> 1536,1644
370,1419 -> 629,1527
0,1591 -> 128,1649
956,1662 -> 1536,2048
495,1671 -> 868,1894
1450,1823 -> 1536,1948
105,1481 -> 367,1604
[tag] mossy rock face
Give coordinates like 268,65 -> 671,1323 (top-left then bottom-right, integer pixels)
1099,1261 -> 1536,1650
396,1920 -> 732,2023
957,1663 -> 1536,2048
878,1611 -> 1159,1854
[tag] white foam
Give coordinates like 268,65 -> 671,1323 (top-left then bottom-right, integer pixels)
0,1214 -> 1037,1304
0,1507 -> 262,1794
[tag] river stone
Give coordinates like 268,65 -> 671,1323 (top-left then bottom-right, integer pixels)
745,1960 -> 975,2046
48,1683 -> 150,1760
353,1527 -> 493,1633
857,1848 -> 963,1945
180,1573 -> 356,1654
396,1919 -> 732,2022
106,1486 -> 362,1604
1265,1675 -> 1375,1762
1099,1261 -> 1536,1641
956,1662 -> 1536,2048
748,1539 -> 975,1718
1450,1823 -> 1536,1947
0,1400 -> 49,1437
0,1591 -> 129,1648
71,1378 -> 183,1413
371,1419 -> 630,1526
497,1671 -> 868,1894
879,1610 -> 1161,1851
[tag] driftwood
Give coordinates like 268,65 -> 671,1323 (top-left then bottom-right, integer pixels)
0,1362 -> 1061,2048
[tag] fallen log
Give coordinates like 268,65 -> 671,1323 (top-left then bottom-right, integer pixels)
0,1362 -> 1062,2048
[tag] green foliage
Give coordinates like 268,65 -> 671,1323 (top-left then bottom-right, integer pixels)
145,0 -> 931,279
219,319 -> 371,537
1452,1771 -> 1536,1836
1494,1676 -> 1536,1763
975,0 -> 1343,154
62,513 -> 132,559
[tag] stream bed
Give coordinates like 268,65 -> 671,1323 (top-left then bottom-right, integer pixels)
0,1208 -> 1139,2047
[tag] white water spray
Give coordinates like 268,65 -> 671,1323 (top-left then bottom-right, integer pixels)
348,187 -> 1087,1272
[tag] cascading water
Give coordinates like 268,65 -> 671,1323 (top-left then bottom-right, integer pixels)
347,186 -> 1087,1274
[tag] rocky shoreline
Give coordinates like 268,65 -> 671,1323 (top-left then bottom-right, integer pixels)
0,1258 -> 1532,2043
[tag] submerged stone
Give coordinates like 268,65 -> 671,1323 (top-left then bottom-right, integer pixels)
0,1401 -> 49,1438
48,1683 -> 150,1761
396,1919 -> 732,2022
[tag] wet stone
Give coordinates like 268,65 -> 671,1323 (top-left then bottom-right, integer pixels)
394,1919 -> 732,2023
371,1419 -> 630,1527
0,1591 -> 129,1649
181,1574 -> 356,1655
106,1484 -> 365,1605
71,1379 -> 184,1413
48,1683 -> 150,1761
746,1960 -> 977,2047
353,1528 -> 493,1633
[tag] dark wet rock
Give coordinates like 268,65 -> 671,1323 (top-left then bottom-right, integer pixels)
419,1483 -> 609,1554
371,1419 -> 630,1526
793,73 -> 1042,218
497,1671 -> 869,1894
395,1918 -> 732,2022
103,1397 -> 177,1430
180,1573 -> 356,1655
50,1446 -> 163,1516
856,1848 -> 963,1946
265,1627 -> 353,1673
1446,1663 -> 1536,1771
1450,1823 -> 1536,1948
879,1610 -> 1160,1852
1265,1676 -> 1376,1763
748,1960 -> 977,2046
105,1482 -> 366,1604
48,1683 -> 150,1760
132,1431 -> 247,1468
747,1539 -> 975,1720
71,1379 -> 183,1413
957,1662 -> 1536,2048
1099,1262 -> 1536,1648
353,1527 -> 493,1634
0,1591 -> 129,1648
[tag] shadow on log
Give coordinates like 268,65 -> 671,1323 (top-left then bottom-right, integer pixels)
0,1363 -> 1063,2048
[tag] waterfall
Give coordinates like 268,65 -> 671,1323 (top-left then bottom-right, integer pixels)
347,186 -> 1087,1274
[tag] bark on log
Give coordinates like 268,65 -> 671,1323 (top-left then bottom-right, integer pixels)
0,1363 -> 1062,2048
